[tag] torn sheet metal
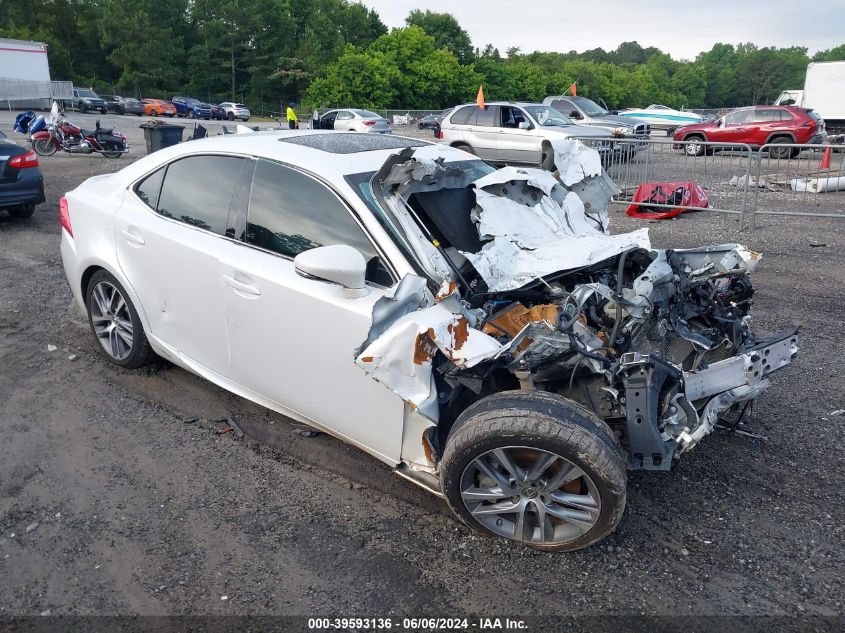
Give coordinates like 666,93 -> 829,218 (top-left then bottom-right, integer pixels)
355,276 -> 502,422
550,139 -> 603,186
458,154 -> 648,292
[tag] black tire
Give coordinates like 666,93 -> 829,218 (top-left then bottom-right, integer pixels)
101,142 -> 123,159
440,390 -> 627,552
150,109 -> 158,117
85,270 -> 154,369
7,203 -> 35,219
243,118 -> 249,122
683,134 -> 705,156
32,137 -> 57,156
453,142 -> 476,156
540,142 -> 555,170
188,109 -> 195,119
768,137 -> 793,160
79,102 -> 88,113
100,108 -> 107,114
227,112 -> 235,121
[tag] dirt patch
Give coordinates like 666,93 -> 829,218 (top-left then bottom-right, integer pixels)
0,123 -> 843,617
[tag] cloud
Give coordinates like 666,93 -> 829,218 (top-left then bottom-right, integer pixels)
360,0 -> 845,59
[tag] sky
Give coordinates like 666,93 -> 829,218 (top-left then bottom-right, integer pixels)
358,0 -> 845,60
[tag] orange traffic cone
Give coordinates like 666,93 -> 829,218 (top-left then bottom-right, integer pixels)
820,146 -> 832,170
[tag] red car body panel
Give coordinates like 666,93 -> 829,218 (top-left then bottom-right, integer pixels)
673,106 -> 824,147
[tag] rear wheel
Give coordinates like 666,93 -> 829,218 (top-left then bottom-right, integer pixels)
768,137 -> 794,160
684,134 -> 705,156
101,142 -> 123,159
453,142 -> 476,156
440,391 -> 627,552
85,270 -> 153,368
7,203 -> 35,219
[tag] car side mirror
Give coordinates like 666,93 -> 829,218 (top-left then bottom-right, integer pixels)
294,244 -> 368,298
569,110 -> 582,119
518,121 -> 531,130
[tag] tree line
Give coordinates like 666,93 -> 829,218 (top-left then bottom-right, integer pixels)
2,0 -> 843,113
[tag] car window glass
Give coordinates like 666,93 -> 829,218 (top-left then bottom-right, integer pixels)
725,111 -> 751,125
450,106 -> 475,126
753,109 -> 781,122
500,106 -> 528,128
779,109 -> 794,121
135,167 -> 166,210
336,111 -> 352,120
246,159 -> 391,285
475,106 -> 497,127
156,155 -> 244,235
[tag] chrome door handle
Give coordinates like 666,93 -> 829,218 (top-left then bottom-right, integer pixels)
221,273 -> 261,296
120,227 -> 145,245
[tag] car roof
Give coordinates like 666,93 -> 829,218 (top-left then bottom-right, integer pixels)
112,131 -> 470,185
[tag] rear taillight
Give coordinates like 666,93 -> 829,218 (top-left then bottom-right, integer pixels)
8,151 -> 39,169
363,120 -> 376,126
59,196 -> 73,237
438,130 -> 444,140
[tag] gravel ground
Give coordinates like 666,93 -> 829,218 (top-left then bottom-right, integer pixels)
0,111 -> 843,621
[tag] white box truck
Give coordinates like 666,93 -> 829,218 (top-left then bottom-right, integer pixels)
0,38 -> 53,108
775,61 -> 845,135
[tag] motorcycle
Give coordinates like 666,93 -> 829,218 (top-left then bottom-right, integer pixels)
30,103 -> 128,159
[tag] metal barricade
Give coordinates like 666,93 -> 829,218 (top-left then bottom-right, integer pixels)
749,143 -> 845,228
570,137 -> 756,225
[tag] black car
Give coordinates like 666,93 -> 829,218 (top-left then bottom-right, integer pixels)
418,113 -> 439,129
100,95 -> 144,115
0,130 -> 45,219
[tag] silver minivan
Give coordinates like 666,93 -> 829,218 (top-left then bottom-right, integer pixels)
439,101 -> 613,168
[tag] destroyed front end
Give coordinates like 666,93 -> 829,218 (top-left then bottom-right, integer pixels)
352,139 -> 796,550
356,140 -> 798,474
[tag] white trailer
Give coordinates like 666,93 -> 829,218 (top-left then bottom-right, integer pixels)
775,61 -> 845,135
0,38 -> 53,108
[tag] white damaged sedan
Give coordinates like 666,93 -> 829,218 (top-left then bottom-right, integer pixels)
60,131 -> 797,551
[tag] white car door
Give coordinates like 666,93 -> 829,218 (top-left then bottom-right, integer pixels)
496,106 -> 542,164
464,105 -> 500,161
217,158 -> 405,464
114,154 -> 248,373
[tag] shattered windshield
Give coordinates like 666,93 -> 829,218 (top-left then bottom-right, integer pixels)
523,106 -> 573,127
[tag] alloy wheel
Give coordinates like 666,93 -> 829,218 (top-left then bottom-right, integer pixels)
90,281 -> 134,360
460,446 -> 601,546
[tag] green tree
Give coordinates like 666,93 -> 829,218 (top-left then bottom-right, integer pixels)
405,10 -> 474,64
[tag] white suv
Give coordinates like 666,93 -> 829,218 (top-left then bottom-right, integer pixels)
217,102 -> 251,121
439,101 -> 614,168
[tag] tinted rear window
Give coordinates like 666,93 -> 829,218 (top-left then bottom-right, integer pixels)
156,155 -> 245,235
450,106 -> 475,125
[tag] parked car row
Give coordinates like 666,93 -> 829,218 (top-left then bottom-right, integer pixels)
62,89 -> 251,121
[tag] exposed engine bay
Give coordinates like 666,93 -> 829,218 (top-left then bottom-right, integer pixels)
355,141 -> 798,472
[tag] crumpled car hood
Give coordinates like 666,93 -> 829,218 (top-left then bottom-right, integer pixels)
354,139 -> 792,468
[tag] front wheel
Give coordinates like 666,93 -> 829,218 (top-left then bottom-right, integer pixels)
150,109 -> 158,117
32,137 -> 57,156
85,270 -> 153,368
684,135 -> 705,156
227,112 -> 235,121
440,391 -> 627,552
188,110 -> 195,119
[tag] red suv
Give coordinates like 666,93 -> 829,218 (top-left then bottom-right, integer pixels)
673,106 -> 825,158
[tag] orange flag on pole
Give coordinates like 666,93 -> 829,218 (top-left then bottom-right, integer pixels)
569,82 -> 577,97
476,85 -> 485,110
